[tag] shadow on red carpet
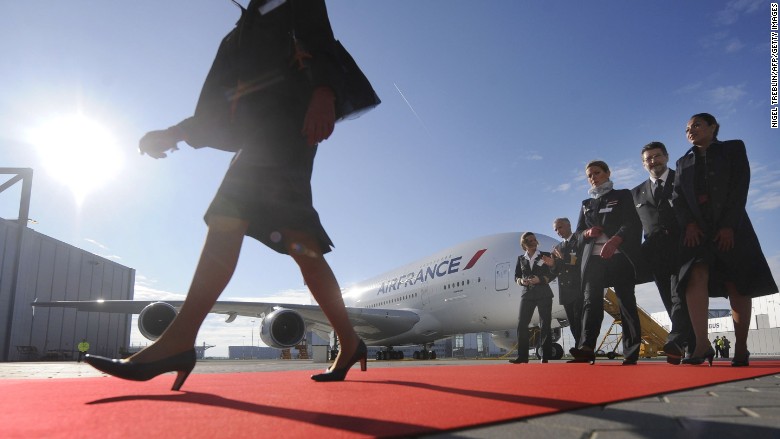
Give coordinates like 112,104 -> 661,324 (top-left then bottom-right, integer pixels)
2,360 -> 779,438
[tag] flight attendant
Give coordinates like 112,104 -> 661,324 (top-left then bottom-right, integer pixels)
674,113 -> 777,367
571,160 -> 643,365
510,232 -> 555,364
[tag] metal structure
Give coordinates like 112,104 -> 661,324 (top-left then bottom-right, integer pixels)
0,168 -> 33,362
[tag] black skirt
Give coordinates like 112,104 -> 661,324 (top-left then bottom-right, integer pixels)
204,91 -> 333,255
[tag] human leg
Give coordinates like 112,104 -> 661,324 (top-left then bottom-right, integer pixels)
610,255 -> 642,362
538,297 -> 553,361
282,229 -> 362,373
579,257 -> 607,350
685,262 -> 712,358
563,297 -> 583,348
727,283 -> 752,362
85,216 -> 247,389
130,216 -> 248,363
512,297 -> 536,362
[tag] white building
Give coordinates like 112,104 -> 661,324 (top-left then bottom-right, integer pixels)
650,293 -> 780,356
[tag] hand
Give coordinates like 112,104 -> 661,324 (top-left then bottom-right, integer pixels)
541,254 -> 555,267
552,247 -> 562,259
139,127 -> 183,159
302,86 -> 336,147
600,235 -> 623,259
584,226 -> 603,239
683,222 -> 704,247
714,227 -> 734,252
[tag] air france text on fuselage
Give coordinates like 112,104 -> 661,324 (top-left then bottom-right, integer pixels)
376,256 -> 462,295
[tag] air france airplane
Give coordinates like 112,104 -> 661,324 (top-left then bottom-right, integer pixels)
33,232 -> 571,360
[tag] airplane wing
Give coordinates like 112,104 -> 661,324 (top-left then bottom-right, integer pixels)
31,300 -> 420,343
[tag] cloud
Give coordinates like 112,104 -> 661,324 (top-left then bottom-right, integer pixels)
724,39 -> 745,53
609,162 -> 644,188
714,0 -> 764,25
85,238 -> 108,249
706,84 -> 747,110
552,183 -> 571,193
751,193 -> 780,211
133,283 -> 186,301
748,163 -> 780,211
674,82 -> 703,95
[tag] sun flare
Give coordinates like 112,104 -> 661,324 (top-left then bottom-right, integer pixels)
30,114 -> 123,204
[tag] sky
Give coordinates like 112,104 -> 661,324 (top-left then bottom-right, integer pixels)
2,1 -> 779,357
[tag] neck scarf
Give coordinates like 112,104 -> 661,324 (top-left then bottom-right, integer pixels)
588,180 -> 614,199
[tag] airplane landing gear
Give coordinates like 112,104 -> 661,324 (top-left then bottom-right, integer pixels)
534,342 -> 565,360
377,347 -> 404,360
413,344 -> 437,360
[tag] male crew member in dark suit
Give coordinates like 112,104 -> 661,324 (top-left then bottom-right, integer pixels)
510,232 -> 555,364
542,218 -> 583,347
631,142 -> 695,364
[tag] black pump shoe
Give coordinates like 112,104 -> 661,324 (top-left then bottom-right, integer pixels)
311,340 -> 367,382
681,346 -> 715,366
85,349 -> 196,391
731,351 -> 750,367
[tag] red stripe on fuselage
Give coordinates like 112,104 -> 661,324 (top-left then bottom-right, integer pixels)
463,249 -> 487,270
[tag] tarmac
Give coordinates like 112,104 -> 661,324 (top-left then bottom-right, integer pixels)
1,357 -> 779,438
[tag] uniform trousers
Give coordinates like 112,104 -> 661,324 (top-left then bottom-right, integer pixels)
516,294 -> 553,361
580,253 -> 641,362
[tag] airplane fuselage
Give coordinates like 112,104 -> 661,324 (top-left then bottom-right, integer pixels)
341,232 -> 567,346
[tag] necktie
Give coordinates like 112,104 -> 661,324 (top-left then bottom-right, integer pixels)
653,179 -> 664,202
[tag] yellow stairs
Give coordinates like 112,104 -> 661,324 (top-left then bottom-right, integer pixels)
598,288 -> 669,358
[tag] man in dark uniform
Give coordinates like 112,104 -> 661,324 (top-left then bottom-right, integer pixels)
631,142 -> 694,364
542,218 -> 583,348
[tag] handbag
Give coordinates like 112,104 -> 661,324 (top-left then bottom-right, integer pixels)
288,0 -> 380,121
331,40 -> 381,121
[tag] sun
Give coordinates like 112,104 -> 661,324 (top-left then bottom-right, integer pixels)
30,114 -> 124,204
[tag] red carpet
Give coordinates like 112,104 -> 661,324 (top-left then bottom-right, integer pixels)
2,361 -> 780,438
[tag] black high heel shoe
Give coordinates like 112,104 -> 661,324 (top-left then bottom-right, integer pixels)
731,351 -> 750,367
85,349 -> 196,391
311,340 -> 367,382
681,346 -> 715,366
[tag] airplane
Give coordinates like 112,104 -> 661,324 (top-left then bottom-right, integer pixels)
32,232 -> 571,360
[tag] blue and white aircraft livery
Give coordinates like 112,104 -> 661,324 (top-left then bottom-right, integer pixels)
33,232 -> 570,359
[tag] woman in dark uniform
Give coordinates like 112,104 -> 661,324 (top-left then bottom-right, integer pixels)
571,161 -> 643,365
510,232 -> 555,364
85,0 -> 367,389
674,113 -> 777,366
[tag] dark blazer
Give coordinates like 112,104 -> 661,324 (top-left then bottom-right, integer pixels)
631,170 -> 679,283
549,234 -> 583,305
576,188 -> 643,286
673,140 -> 777,297
514,252 -> 555,299
178,0 -> 342,151
632,169 -> 678,239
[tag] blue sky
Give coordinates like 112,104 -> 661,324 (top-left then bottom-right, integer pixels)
2,1 -> 779,357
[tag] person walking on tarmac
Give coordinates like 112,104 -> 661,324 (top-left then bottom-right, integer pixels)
77,339 -> 90,363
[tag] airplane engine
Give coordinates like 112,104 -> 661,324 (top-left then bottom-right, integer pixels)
260,309 -> 306,348
138,302 -> 177,340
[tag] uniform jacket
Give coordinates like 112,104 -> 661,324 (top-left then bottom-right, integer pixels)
549,234 -> 583,305
514,252 -> 555,299
631,169 -> 679,283
576,188 -> 643,286
178,0 -> 343,151
673,140 -> 777,297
